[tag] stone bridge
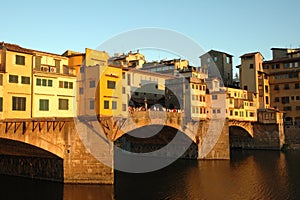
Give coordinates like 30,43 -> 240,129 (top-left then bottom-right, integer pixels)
0,112 -> 284,184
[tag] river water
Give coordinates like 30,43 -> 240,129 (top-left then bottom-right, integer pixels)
1,150 -> 300,200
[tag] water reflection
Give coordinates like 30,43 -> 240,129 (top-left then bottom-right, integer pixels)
1,150 -> 300,200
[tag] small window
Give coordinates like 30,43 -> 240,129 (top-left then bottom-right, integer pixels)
90,80 -> 96,88
16,55 -> 25,65
0,74 -> 3,86
122,104 -> 126,111
214,57 -> 218,62
122,72 -> 125,79
107,80 -> 116,89
0,97 -> 2,112
274,85 -> 279,90
59,81 -> 64,88
39,99 -> 49,111
21,76 -> 30,84
244,85 -> 248,90
69,82 -> 73,89
12,96 -> 26,111
64,81 -> 69,89
9,75 -> 18,83
104,100 -> 109,109
42,79 -> 47,86
80,67 -> 85,73
79,87 -> 84,94
48,80 -> 53,87
58,99 -> 69,110
250,64 -> 254,69
295,83 -> 300,89
112,101 -> 117,110
90,100 -> 94,110
284,84 -> 290,90
274,97 -> 280,102
212,95 -> 218,100
36,78 -> 41,86
122,87 -> 126,94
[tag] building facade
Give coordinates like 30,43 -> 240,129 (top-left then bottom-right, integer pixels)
263,48 -> 300,124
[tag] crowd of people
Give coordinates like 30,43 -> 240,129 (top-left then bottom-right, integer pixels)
128,105 -> 184,114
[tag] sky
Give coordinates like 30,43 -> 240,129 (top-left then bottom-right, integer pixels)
2,0 -> 300,73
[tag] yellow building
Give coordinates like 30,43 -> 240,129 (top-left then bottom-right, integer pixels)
32,50 -> 76,118
69,48 -> 122,117
0,43 -> 33,119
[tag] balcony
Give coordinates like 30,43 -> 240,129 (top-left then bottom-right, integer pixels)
36,65 -> 76,76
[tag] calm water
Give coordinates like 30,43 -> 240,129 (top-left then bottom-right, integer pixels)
1,150 -> 300,200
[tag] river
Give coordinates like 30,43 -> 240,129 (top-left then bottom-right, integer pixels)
1,150 -> 299,200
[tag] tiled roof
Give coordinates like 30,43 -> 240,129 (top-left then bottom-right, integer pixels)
263,56 -> 300,64
240,52 -> 261,58
0,42 -> 34,54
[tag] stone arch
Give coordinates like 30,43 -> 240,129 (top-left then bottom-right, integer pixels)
228,120 -> 254,138
229,126 -> 254,149
114,125 -> 198,159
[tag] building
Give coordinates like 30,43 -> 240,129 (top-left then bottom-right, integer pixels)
206,78 -> 257,121
263,48 -> 300,124
108,50 -> 145,69
238,52 -> 270,109
200,50 -> 233,86
142,59 -> 189,75
32,50 -> 76,118
166,76 -> 207,120
68,48 -> 123,117
0,42 -> 33,119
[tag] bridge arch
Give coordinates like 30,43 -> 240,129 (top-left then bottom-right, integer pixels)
114,125 -> 198,159
229,126 -> 254,149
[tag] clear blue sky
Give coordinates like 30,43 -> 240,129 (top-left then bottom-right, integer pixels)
2,0 -> 300,71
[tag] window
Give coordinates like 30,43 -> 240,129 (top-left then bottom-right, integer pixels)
64,81 -> 69,89
291,96 -> 295,101
127,74 -> 131,86
80,67 -> 85,73
42,79 -> 47,86
295,83 -> 300,89
39,99 -> 49,111
297,96 -> 300,101
16,55 -> 25,65
226,57 -> 230,64
35,56 -> 41,70
283,106 -> 292,111
107,80 -> 116,89
69,82 -> 73,89
283,63 -> 289,69
112,101 -> 117,110
214,57 -> 218,62
90,100 -> 94,110
122,72 -> 125,79
263,65 -> 269,69
104,100 -> 109,109
9,75 -> 18,83
0,97 -> 2,112
0,74 -> 3,85
266,96 -> 269,104
12,96 -> 26,111
122,87 -> 126,94
58,99 -> 69,110
36,78 -> 41,86
59,81 -> 63,88
284,84 -> 290,90
265,85 -> 269,93
21,76 -> 30,84
274,97 -> 280,102
90,80 -> 95,88
48,80 -> 53,87
295,62 -> 299,68
235,111 -> 238,116
244,85 -> 248,90
230,110 -> 233,116
217,109 -> 221,113
212,95 -> 218,100
122,104 -> 126,111
274,85 -> 279,90
250,64 -> 254,69
79,87 -> 84,94
296,106 -> 300,111
282,96 -> 290,104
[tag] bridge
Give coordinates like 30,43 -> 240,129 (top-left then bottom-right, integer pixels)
0,111 -> 284,184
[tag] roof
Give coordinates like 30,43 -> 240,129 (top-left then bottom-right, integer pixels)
0,42 -> 68,58
0,42 -> 34,54
263,56 -> 300,64
208,49 -> 234,57
240,52 -> 264,58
